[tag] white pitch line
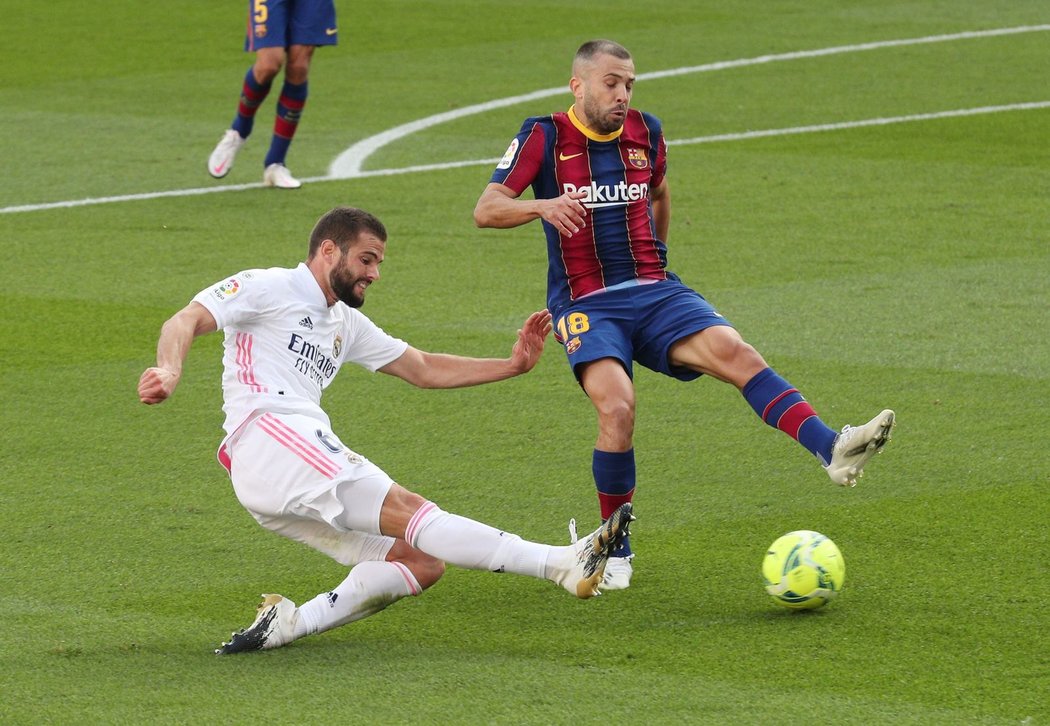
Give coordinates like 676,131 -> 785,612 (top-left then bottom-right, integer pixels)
327,24 -> 1050,178
4,100 -> 1045,215
2,25 -> 1048,216
667,101 -> 1050,146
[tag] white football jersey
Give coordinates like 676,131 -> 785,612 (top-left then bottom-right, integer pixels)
193,263 -> 408,436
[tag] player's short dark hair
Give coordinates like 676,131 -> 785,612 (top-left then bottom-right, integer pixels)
574,39 -> 632,66
308,206 -> 387,258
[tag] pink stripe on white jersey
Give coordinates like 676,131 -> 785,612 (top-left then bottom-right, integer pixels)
405,501 -> 439,547
257,413 -> 340,479
235,332 -> 266,393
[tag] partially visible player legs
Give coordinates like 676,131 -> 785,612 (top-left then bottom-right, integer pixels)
262,45 -> 314,189
741,368 -> 895,485
216,564 -> 425,654
593,449 -> 636,589
670,326 -> 895,486
208,48 -> 285,179
580,358 -> 639,589
216,532 -> 441,654
217,505 -> 633,654
396,496 -> 634,599
216,496 -> 633,653
741,367 -> 839,465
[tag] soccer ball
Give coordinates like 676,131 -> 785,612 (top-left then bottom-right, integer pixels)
762,530 -> 845,610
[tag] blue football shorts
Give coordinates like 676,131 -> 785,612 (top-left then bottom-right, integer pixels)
553,279 -> 734,382
245,0 -> 338,51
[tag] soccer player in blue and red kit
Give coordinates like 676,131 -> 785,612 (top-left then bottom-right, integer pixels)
474,39 -> 896,590
207,0 -> 339,189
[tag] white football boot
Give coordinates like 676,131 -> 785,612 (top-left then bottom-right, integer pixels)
263,163 -> 302,189
824,409 -> 896,486
215,594 -> 299,654
602,555 -> 635,590
548,503 -> 634,599
207,129 -> 245,178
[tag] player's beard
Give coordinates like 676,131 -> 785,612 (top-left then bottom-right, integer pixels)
585,96 -> 626,134
330,268 -> 367,308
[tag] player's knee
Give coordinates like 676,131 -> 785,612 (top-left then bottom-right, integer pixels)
284,48 -> 314,84
413,555 -> 445,589
253,62 -> 282,85
709,329 -> 764,368
401,551 -> 446,590
596,397 -> 635,438
284,61 -> 310,84
731,339 -> 766,372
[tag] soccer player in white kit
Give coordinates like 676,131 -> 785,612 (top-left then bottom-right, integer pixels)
138,206 -> 633,654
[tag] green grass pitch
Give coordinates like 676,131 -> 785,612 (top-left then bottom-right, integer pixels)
2,1 -> 1048,723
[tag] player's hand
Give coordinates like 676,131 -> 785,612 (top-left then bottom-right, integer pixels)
540,192 -> 588,237
138,366 -> 179,405
510,309 -> 553,373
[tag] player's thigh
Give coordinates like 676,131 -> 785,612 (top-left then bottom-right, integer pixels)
287,0 -> 338,46
579,357 -> 636,412
667,325 -> 766,385
555,296 -> 635,383
229,412 -> 393,535
633,282 -> 732,380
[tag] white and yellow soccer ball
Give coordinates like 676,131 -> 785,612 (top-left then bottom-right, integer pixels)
762,530 -> 845,610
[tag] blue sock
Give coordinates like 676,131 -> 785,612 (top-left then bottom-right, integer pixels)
593,448 -> 635,557
742,367 -> 837,465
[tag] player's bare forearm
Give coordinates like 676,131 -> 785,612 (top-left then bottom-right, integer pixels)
380,310 -> 551,389
138,302 -> 217,404
473,184 -> 537,228
474,184 -> 588,237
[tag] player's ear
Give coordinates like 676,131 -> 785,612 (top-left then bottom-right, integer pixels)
321,238 -> 339,260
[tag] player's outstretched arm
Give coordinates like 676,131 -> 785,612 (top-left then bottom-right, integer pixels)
138,302 -> 218,405
379,309 -> 552,389
474,183 -> 588,237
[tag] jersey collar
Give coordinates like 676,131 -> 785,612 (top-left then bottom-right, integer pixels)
295,262 -> 331,308
568,106 -> 624,142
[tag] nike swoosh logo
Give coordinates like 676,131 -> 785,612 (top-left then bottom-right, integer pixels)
559,152 -> 584,161
325,28 -> 338,35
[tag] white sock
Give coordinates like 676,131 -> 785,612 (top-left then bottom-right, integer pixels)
295,560 -> 421,637
406,502 -> 550,579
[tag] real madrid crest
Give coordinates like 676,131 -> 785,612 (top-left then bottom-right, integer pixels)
333,334 -> 343,359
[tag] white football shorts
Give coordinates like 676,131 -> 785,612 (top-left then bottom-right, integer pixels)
225,411 -> 396,566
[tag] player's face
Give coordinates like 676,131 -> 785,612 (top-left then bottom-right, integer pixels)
330,234 -> 385,308
573,53 -> 635,135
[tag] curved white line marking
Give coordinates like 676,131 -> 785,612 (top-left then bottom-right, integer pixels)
2,25 -> 1047,215
667,102 -> 1050,146
327,25 -> 1050,178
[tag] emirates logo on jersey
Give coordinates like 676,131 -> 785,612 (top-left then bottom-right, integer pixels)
628,148 -> 648,169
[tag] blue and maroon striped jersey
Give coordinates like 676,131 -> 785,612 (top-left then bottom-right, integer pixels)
490,106 -> 669,312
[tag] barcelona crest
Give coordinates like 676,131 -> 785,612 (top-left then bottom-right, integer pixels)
628,147 -> 648,169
